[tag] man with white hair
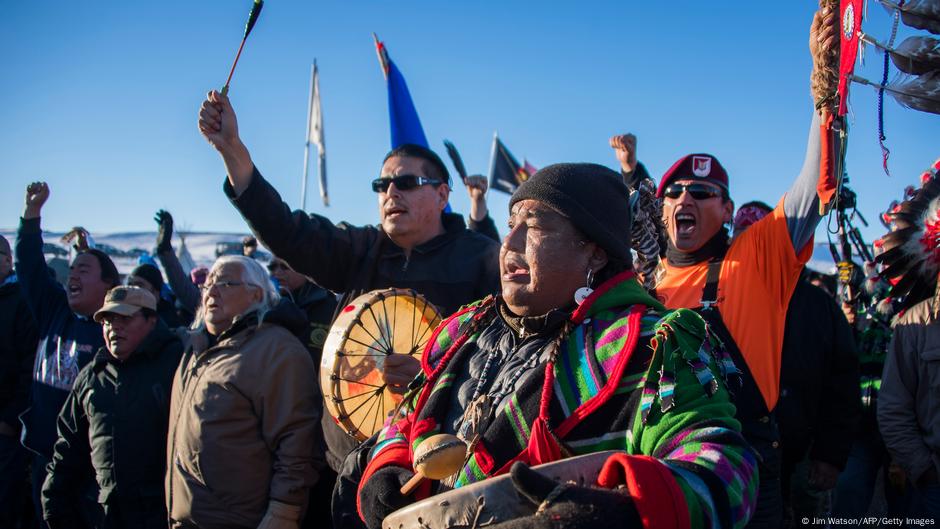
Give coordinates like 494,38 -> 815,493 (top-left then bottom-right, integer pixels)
166,256 -> 320,529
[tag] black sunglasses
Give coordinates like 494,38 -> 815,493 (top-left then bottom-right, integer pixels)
663,182 -> 724,200
371,174 -> 442,193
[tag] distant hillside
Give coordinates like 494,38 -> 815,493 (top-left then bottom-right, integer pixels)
0,230 -> 256,274
2,228 -> 844,277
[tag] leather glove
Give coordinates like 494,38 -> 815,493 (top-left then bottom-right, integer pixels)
257,500 -> 302,529
359,466 -> 414,529
489,462 -> 641,529
154,209 -> 173,252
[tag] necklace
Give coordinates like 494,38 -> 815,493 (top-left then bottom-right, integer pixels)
457,332 -> 544,450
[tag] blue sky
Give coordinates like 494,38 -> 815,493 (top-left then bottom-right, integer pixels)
1,1 -> 937,247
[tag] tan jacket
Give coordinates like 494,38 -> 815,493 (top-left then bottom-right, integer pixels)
879,297 -> 940,484
166,315 -> 319,529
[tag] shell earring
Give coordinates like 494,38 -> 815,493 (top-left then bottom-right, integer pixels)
574,268 -> 595,305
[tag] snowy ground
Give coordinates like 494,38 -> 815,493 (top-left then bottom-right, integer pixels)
2,228 -> 843,277
0,229 -> 255,276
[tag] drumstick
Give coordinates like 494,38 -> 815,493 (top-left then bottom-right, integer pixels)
400,434 -> 467,495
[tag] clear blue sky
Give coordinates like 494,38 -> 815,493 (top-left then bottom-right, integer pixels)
1,1 -> 937,246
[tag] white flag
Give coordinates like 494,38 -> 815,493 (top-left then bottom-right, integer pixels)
305,61 -> 328,206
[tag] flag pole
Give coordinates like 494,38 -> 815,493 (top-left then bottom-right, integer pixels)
301,62 -> 316,210
301,145 -> 311,210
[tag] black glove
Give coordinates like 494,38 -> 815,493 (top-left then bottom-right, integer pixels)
489,462 -> 641,529
154,209 -> 173,252
358,466 -> 414,529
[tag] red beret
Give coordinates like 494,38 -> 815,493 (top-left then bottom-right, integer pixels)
656,153 -> 729,198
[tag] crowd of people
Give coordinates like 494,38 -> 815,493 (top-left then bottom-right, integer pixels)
1,5 -> 938,529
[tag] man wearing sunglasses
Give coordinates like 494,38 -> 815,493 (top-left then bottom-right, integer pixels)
609,8 -> 839,528
198,90 -> 500,524
198,90 -> 499,319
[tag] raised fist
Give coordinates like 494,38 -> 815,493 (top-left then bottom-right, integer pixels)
198,90 -> 242,155
609,134 -> 638,174
465,174 -> 488,201
25,182 -> 50,210
23,181 -> 50,219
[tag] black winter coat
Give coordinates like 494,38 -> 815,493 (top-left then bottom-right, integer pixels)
777,277 -> 861,470
288,281 -> 338,370
225,168 -> 501,320
227,168 -> 501,473
0,276 -> 38,429
41,321 -> 184,529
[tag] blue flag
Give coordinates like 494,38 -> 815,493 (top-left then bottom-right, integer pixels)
374,35 -> 428,149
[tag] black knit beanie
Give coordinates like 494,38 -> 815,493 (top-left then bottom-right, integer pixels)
509,163 -> 633,262
129,263 -> 164,293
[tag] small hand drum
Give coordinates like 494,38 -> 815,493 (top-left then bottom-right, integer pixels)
320,288 -> 442,441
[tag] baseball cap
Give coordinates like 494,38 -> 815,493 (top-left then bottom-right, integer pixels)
93,286 -> 157,322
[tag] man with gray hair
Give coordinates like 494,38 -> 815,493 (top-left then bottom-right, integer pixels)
166,256 -> 320,529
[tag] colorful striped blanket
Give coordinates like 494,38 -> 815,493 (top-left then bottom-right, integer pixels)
359,273 -> 758,529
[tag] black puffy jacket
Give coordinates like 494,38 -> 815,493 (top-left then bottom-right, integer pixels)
41,321 -> 183,528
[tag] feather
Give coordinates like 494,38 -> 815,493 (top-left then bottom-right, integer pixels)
442,140 -> 468,183
852,72 -> 940,115
881,0 -> 940,34
864,34 -> 940,74
880,250 -> 920,278
879,226 -> 921,251
890,210 -> 922,227
903,0 -> 940,34
876,297 -> 896,316
876,160 -> 940,311
889,71 -> 940,115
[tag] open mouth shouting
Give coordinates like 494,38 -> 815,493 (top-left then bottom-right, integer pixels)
67,280 -> 83,300
674,210 -> 698,237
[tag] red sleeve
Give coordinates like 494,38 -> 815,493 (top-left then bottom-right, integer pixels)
597,453 -> 691,529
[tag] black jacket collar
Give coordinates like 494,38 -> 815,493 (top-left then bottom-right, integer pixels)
380,213 -> 468,259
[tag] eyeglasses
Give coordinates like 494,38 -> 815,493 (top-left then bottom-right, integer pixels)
200,280 -> 250,294
267,262 -> 289,272
371,174 -> 441,193
662,183 -> 724,200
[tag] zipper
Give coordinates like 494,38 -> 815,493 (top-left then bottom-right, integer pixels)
401,254 -> 410,272
166,341 -> 227,514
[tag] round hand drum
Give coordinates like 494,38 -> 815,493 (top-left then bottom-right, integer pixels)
320,288 -> 442,441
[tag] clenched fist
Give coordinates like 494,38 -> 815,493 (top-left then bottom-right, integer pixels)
609,134 -> 638,174
24,181 -> 50,219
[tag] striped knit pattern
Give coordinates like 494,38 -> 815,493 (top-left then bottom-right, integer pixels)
553,310 -> 661,416
503,394 -> 531,446
455,451 -> 488,487
657,426 -> 760,528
